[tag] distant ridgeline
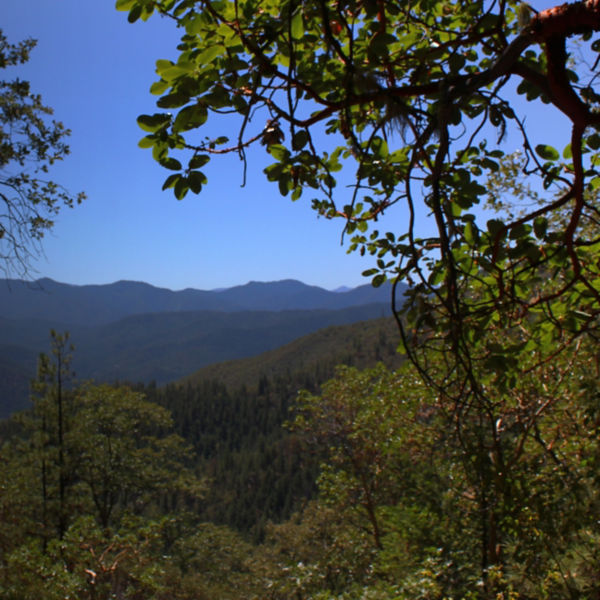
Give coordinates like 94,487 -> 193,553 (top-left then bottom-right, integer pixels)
0,278 -> 406,416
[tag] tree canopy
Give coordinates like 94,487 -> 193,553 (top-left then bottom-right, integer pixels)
117,0 -> 600,397
0,31 -> 84,277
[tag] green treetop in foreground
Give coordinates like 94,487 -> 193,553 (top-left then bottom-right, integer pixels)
0,32 -> 85,277
117,0 -> 600,391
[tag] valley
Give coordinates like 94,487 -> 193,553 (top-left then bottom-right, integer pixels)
0,277 -> 403,416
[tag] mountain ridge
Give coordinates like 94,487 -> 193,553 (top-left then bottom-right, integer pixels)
0,277 -> 402,326
0,277 -> 407,418
0,303 -> 393,417
178,316 -> 403,393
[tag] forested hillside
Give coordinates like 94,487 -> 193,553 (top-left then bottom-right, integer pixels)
144,316 -> 402,540
0,319 -> 406,596
2,318 -> 599,598
180,316 -> 401,391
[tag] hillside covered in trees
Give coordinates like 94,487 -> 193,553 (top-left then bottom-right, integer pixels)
2,314 -> 599,598
0,319 -> 405,597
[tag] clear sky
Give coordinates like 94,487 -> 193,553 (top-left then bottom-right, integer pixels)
1,1 -> 568,291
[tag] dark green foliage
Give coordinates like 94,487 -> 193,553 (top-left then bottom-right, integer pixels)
281,353 -> 600,599
118,5 -> 600,535
0,320 -> 404,596
0,336 -> 210,599
2,317 -> 600,598
160,380 -> 318,541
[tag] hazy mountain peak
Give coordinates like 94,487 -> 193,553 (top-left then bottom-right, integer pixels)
0,277 -> 402,326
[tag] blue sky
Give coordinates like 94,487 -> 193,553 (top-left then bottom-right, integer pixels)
1,1 -> 569,291
2,0 -> 378,291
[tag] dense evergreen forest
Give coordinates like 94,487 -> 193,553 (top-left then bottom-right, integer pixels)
143,318 -> 402,539
2,318 -> 599,599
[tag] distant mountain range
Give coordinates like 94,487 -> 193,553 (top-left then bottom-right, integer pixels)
0,278 -> 398,326
0,278 -> 407,417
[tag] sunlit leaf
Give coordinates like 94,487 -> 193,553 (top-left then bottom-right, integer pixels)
535,144 -> 559,161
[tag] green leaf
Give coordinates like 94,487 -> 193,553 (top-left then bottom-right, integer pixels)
535,144 -> 559,161
368,32 -> 396,58
152,141 -> 167,161
429,268 -> 445,286
159,157 -> 182,171
533,216 -> 547,239
516,79 -> 542,101
115,0 -> 137,10
508,222 -> 529,240
162,173 -> 180,190
157,93 -> 190,109
278,176 -> 290,196
150,80 -> 170,96
371,137 -> 388,159
137,113 -> 170,132
589,176 -> 600,190
464,221 -> 477,244
448,52 -> 466,73
173,103 -> 208,132
480,157 -> 499,172
159,63 -> 191,82
174,176 -> 189,200
138,135 -> 155,149
372,274 -> 386,287
189,154 -> 210,169
198,44 -> 225,64
188,170 -> 207,194
292,130 -> 309,151
155,59 -> 174,75
269,144 -> 290,161
587,133 -> 600,150
291,11 -> 304,40
127,4 -> 142,22
264,162 -> 283,181
487,219 -> 505,237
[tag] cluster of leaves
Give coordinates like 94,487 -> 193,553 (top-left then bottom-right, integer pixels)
0,31 -> 84,277
115,0 -> 600,412
288,346 -> 600,599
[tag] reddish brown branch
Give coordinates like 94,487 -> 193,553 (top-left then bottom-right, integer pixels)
531,0 -> 600,40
